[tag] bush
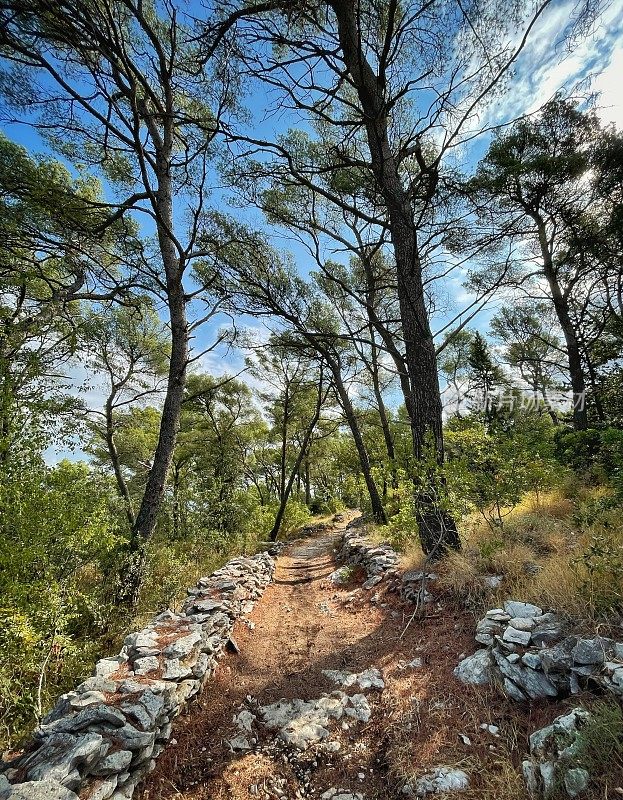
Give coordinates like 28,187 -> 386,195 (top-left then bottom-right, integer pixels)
445,417 -> 560,528
0,456 -> 124,748
573,528 -> 623,615
385,502 -> 420,550
554,427 -> 623,483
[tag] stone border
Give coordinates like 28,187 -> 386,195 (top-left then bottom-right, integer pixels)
0,551 -> 278,800
455,600 -> 623,701
335,520 -> 436,605
335,521 -> 400,589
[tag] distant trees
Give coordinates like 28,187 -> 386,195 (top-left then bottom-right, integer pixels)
471,100 -> 623,429
489,304 -> 566,422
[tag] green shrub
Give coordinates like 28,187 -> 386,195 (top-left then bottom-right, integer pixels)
573,701 -> 623,776
554,427 -> 623,483
572,530 -> 623,615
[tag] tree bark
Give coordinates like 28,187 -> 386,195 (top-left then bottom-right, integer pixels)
328,358 -> 387,524
368,324 -> 398,488
534,219 -> 588,430
118,122 -> 189,606
328,0 -> 458,555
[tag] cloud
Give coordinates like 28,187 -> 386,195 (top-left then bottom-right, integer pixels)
482,0 -> 623,127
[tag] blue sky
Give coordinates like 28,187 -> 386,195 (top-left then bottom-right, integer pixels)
2,0 -> 622,457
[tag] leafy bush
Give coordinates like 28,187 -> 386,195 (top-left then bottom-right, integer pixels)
385,494 -> 420,550
0,455 -> 124,747
445,416 -> 560,528
554,427 -> 623,483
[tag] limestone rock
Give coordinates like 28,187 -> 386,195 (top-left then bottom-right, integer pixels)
20,733 -> 109,787
503,627 -> 532,646
89,750 -> 133,776
2,781 -> 79,800
524,709 -> 592,798
410,767 -> 469,796
571,638 -> 609,666
503,601 -> 542,618
322,668 -> 384,690
321,791 -> 364,800
454,650 -> 493,686
328,567 -> 352,586
564,768 -> 590,798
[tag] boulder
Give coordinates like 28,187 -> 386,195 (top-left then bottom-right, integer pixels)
454,650 -> 493,686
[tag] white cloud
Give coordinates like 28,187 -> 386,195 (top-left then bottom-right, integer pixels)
482,0 -> 623,127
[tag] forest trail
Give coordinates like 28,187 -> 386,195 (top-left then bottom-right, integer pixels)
137,516 -> 539,800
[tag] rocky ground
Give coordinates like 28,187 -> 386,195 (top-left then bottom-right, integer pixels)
137,515 -> 623,800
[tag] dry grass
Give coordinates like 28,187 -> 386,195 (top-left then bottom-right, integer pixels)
395,488 -> 623,625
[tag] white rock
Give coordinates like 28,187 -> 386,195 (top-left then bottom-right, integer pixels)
454,650 -> 493,686
234,710 -> 256,732
322,668 -> 384,690
413,767 -> 470,795
503,627 -> 532,646
508,617 -> 536,631
2,781 -> 79,800
503,601 -> 542,619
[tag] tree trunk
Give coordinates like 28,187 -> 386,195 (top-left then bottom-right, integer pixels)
172,461 -> 182,540
278,386 -> 289,501
105,394 -> 135,529
329,0 -> 458,556
118,129 -> 189,606
329,361 -> 387,524
535,219 -> 588,430
269,375 -> 324,540
304,458 -> 311,505
369,324 -> 398,488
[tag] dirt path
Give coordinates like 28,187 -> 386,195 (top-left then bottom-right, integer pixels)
138,518 -> 571,800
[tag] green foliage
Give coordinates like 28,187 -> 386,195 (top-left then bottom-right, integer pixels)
573,702 -> 623,776
572,524 -> 623,615
385,485 -> 420,550
445,413 -> 560,527
0,452 -> 124,746
269,499 -> 312,537
554,427 -> 623,483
